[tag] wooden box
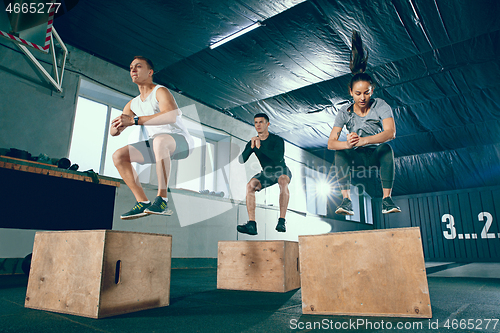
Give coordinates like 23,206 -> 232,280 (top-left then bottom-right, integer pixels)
299,227 -> 432,318
25,230 -> 172,318
217,241 -> 300,292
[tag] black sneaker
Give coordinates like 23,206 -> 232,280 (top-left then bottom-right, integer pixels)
237,221 -> 257,235
276,218 -> 286,232
382,197 -> 401,214
335,198 -> 354,215
120,201 -> 151,220
145,196 -> 173,216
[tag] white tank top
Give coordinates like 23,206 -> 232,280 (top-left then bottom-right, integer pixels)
130,85 -> 194,151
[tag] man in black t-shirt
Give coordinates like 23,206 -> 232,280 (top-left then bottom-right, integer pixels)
237,113 -> 292,235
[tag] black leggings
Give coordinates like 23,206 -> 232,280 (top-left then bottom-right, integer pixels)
335,143 -> 395,190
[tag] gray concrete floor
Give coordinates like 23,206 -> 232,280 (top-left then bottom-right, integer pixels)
427,263 -> 500,279
0,263 -> 499,333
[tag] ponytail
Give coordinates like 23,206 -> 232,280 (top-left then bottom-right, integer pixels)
348,30 -> 374,90
349,30 -> 368,74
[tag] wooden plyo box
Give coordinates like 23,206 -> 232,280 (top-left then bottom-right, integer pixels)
217,241 -> 300,292
25,230 -> 172,318
299,227 -> 432,318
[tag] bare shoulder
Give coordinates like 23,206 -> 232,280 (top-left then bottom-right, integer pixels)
156,86 -> 174,101
156,86 -> 178,111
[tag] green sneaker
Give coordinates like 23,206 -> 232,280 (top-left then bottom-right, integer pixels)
120,201 -> 151,220
335,198 -> 354,215
382,197 -> 401,214
145,196 -> 173,216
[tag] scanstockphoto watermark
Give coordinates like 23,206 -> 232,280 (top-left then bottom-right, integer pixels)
305,161 -> 382,181
250,163 -> 381,180
289,318 -> 425,331
249,163 -> 382,182
248,163 -> 371,198
290,318 -> 499,331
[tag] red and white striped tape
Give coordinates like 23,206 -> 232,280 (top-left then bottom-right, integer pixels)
0,3 -> 56,52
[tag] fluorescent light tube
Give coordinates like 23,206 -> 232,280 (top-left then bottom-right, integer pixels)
210,22 -> 262,49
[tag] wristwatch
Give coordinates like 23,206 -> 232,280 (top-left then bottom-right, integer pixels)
134,116 -> 139,125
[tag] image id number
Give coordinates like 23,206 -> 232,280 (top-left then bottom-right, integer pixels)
443,318 -> 498,330
5,2 -> 61,14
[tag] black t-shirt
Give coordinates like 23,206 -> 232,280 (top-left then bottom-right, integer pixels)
239,133 -> 287,170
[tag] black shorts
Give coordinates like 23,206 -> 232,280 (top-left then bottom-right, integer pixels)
129,134 -> 190,164
252,166 -> 292,190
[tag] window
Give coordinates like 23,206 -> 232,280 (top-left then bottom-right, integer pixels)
103,108 -> 129,179
69,79 -> 130,177
203,140 -> 216,191
68,97 -> 108,173
69,98 -> 131,176
304,167 -> 329,216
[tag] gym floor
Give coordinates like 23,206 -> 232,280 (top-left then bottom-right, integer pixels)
1,263 -> 499,333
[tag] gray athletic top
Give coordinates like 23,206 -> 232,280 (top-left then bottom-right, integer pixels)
333,98 -> 393,147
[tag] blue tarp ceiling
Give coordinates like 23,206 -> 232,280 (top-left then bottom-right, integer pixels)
54,0 -> 500,196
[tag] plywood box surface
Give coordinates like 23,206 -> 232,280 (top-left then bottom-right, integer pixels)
217,241 -> 300,292
299,227 -> 431,318
25,230 -> 172,318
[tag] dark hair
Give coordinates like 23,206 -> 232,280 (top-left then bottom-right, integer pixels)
133,56 -> 154,71
254,113 -> 269,122
348,31 -> 375,91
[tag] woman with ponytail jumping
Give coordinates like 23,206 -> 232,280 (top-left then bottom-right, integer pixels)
328,31 -> 400,215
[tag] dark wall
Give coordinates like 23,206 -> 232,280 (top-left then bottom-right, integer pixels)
374,186 -> 500,262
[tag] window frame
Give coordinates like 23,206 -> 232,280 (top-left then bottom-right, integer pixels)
69,96 -> 116,175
